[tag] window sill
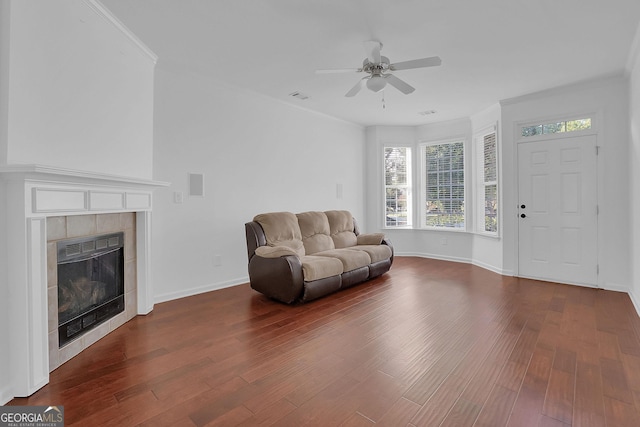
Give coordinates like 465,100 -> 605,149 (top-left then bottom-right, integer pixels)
383,226 -> 501,240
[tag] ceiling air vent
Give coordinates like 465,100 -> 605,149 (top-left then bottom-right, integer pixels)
289,91 -> 310,100
418,110 -> 437,116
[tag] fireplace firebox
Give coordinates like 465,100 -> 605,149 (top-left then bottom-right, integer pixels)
57,232 -> 125,347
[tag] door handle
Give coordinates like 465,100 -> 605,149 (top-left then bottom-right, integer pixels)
520,213 -> 526,218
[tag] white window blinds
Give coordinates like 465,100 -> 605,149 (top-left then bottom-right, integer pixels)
384,147 -> 412,227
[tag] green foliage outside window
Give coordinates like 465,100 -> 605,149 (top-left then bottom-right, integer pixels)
522,118 -> 591,137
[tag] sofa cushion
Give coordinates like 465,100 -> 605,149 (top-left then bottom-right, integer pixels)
325,210 -> 358,248
349,245 -> 392,264
296,211 -> 335,255
254,212 -> 305,257
357,233 -> 385,245
314,248 -> 371,272
300,255 -> 344,281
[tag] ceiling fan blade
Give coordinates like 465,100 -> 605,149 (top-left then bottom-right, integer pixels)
385,74 -> 415,94
389,56 -> 442,71
363,40 -> 382,64
315,68 -> 362,74
345,78 -> 367,97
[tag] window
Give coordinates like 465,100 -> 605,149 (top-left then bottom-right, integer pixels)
384,147 -> 412,227
481,132 -> 498,234
522,117 -> 591,137
422,141 -> 465,229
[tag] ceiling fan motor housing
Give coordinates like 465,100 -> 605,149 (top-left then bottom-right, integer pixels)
362,56 -> 390,73
321,41 -> 441,97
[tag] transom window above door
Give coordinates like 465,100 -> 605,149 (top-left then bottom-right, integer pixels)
521,117 -> 591,137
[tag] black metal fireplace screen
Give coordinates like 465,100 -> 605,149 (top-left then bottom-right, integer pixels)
57,232 -> 125,347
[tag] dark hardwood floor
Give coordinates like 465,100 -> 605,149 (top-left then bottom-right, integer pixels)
10,257 -> 640,426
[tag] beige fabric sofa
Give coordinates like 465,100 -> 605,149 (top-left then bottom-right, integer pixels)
245,210 -> 393,303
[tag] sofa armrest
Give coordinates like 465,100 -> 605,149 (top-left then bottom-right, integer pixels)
255,245 -> 300,258
248,255 -> 304,304
356,233 -> 385,245
245,221 -> 267,262
382,237 -> 394,264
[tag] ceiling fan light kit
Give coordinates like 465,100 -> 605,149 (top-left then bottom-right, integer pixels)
366,75 -> 387,92
316,40 -> 441,97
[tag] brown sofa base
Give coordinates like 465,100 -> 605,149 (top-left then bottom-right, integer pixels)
369,258 -> 392,279
302,275 -> 342,302
340,266 -> 370,289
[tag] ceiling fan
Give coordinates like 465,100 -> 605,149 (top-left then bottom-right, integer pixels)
316,40 -> 441,97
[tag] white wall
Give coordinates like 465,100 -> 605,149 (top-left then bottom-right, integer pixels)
0,0 -> 14,403
470,104 -> 504,274
4,0 -> 155,179
0,0 -> 156,403
629,30 -> 640,309
365,115 -> 507,274
0,177 -> 9,404
501,75 -> 631,291
366,120 -> 485,267
367,76 -> 630,286
151,64 -> 366,302
0,0 -> 8,382
364,125 -> 416,232
0,0 -> 8,165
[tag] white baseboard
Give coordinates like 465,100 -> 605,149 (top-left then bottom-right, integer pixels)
397,251 -> 471,265
154,276 -> 249,304
149,259 -> 640,322
604,283 -> 640,320
0,385 -> 13,405
471,259 -> 514,277
395,252 -> 512,276
602,282 -> 631,293
626,288 -> 640,319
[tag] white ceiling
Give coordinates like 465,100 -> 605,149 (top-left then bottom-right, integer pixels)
101,0 -> 640,127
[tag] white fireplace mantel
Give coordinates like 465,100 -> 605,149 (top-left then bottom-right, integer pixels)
1,164 -> 169,398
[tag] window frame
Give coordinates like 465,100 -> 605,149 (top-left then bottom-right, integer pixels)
474,126 -> 499,237
419,138 -> 467,231
383,145 -> 413,228
518,114 -> 595,142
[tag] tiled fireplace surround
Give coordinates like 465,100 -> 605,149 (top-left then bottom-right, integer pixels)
46,213 -> 139,371
2,165 -> 167,398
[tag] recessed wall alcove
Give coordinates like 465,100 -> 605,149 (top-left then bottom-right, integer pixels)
0,165 -> 169,397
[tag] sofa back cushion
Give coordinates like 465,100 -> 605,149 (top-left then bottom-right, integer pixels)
253,212 -> 305,257
325,210 -> 358,248
296,211 -> 335,255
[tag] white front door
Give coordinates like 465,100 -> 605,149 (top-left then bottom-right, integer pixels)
517,134 -> 598,286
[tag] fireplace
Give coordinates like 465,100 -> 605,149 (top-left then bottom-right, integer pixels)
47,213 -> 141,371
57,232 -> 125,347
0,164 -> 169,399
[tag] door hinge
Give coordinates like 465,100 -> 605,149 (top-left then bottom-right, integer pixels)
597,264 -> 600,275
596,205 -> 599,215
596,146 -> 600,155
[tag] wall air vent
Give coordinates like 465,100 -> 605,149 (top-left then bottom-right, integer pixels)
418,110 -> 437,116
289,91 -> 310,100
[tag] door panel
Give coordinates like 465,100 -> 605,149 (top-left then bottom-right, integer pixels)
518,135 -> 597,286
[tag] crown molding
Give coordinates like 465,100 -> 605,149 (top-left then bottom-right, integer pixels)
499,72 -> 625,107
82,0 -> 158,64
